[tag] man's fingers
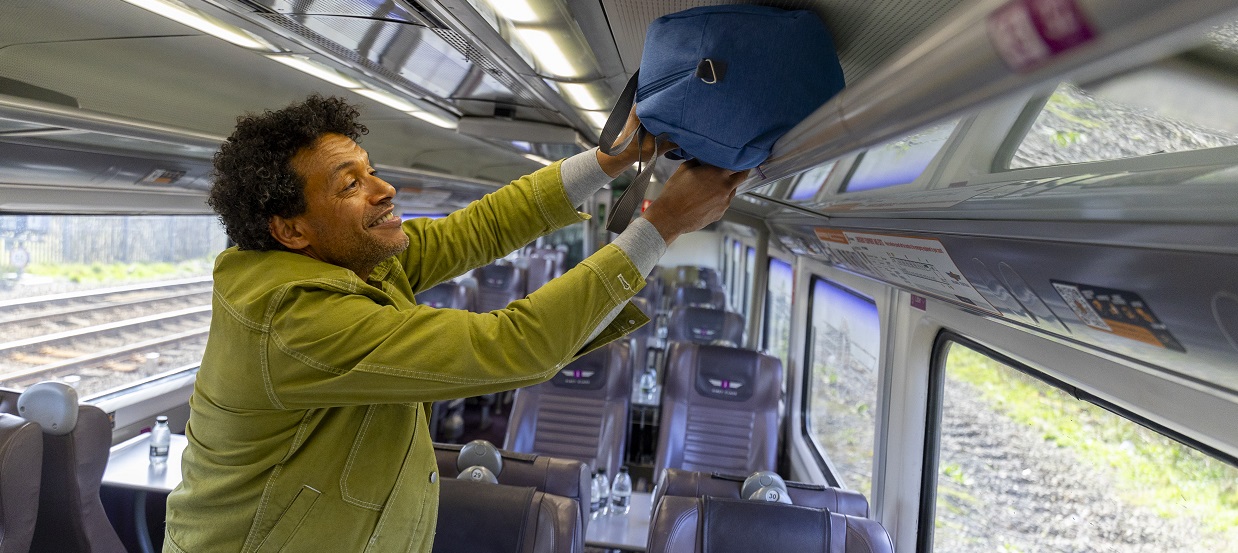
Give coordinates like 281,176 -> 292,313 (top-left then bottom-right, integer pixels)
728,169 -> 750,186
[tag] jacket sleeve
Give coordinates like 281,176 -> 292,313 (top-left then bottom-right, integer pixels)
396,160 -> 585,293
262,244 -> 650,409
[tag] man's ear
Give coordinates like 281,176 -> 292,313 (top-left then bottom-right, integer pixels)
269,215 -> 311,251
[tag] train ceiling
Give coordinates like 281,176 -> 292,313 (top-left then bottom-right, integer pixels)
0,0 -> 965,213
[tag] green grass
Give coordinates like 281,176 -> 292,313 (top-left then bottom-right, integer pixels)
25,258 -> 213,284
947,345 -> 1238,534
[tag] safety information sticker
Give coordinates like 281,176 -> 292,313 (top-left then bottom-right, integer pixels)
1051,281 -> 1184,352
814,228 -> 998,314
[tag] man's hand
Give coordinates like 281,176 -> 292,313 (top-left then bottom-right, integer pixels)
596,108 -> 670,178
641,160 -> 749,245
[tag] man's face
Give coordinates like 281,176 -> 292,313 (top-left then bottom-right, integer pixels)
281,133 -> 409,276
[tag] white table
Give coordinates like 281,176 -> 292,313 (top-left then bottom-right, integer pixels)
585,492 -> 654,551
102,433 -> 188,553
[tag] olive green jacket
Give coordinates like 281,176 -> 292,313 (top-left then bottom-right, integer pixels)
164,162 -> 649,552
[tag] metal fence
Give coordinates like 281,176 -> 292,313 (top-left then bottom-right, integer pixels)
1,214 -> 227,266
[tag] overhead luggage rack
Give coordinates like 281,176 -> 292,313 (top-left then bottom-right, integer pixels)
758,0 -> 1238,187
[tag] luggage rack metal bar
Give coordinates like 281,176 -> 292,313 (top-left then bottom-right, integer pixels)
756,0 -> 1238,186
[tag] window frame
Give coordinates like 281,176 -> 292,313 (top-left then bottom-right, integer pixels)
916,330 -> 1238,553
762,256 -> 794,361
799,274 -> 883,491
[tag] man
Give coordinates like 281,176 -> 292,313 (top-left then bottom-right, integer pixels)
163,94 -> 744,552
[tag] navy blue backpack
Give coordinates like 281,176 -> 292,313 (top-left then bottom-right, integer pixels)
601,5 -> 845,233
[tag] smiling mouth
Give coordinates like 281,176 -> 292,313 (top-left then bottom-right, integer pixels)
369,211 -> 399,227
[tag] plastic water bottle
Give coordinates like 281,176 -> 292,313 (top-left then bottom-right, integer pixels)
149,415 -> 170,467
610,466 -> 632,515
639,368 -> 657,395
589,471 -> 602,516
596,467 -> 610,515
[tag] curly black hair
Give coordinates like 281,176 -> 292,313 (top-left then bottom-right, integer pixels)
208,94 -> 368,251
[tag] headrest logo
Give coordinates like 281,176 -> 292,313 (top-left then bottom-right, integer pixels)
550,366 -> 606,390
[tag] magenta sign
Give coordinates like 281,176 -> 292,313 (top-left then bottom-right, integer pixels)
988,0 -> 1097,72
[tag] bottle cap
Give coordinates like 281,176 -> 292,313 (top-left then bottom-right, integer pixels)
598,467 -> 607,475
156,415 -> 168,423
620,466 -> 629,473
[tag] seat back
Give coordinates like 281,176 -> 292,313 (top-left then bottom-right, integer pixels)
18,382 -> 126,553
648,496 -> 893,553
433,443 -> 590,533
0,389 -> 20,416
673,266 -> 721,291
652,468 -> 868,517
0,413 -> 42,553
655,343 -> 780,479
415,281 -> 474,310
504,343 -> 631,476
434,479 -> 582,553
522,257 -> 556,295
670,286 -> 726,310
528,248 -> 567,278
665,307 -> 743,346
637,269 -> 663,311
473,264 -> 527,312
697,267 -> 722,292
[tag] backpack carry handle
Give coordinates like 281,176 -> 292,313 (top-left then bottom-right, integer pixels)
599,71 -> 664,234
597,71 -> 639,158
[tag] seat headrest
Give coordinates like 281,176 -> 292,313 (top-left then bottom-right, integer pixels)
693,346 -> 763,402
17,381 -> 79,436
416,283 -> 457,308
476,264 -> 518,288
549,347 -> 609,391
676,287 -> 716,307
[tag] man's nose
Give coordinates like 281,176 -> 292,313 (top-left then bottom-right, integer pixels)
370,177 -> 396,202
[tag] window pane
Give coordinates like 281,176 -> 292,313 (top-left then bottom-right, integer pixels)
788,162 -> 836,201
743,246 -> 755,321
1011,79 -> 1238,169
806,278 -> 880,498
762,258 -> 793,369
932,343 -> 1238,552
730,240 -> 742,311
0,215 -> 227,399
843,121 -> 957,193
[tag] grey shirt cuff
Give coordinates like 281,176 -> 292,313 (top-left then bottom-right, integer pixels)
561,147 -> 613,207
609,217 -> 666,277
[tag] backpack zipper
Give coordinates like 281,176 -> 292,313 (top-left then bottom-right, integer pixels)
636,67 -> 696,101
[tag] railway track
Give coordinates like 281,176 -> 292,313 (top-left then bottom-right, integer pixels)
0,278 -> 214,394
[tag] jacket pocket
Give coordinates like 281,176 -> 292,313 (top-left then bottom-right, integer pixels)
255,485 -> 320,553
340,404 -> 419,510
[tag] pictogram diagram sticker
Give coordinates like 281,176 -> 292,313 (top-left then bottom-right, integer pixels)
1051,281 -> 1184,352
814,228 -> 999,314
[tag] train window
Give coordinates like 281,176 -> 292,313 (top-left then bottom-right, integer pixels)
742,246 -> 755,321
1009,77 -> 1238,169
842,120 -> 958,193
788,162 -> 837,201
762,258 -> 793,369
926,341 -> 1238,552
804,277 -> 880,498
0,215 -> 227,399
730,240 -> 742,310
